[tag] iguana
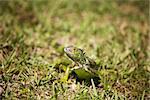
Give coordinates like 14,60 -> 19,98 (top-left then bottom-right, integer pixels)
64,46 -> 99,81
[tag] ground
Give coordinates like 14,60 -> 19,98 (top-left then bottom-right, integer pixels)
0,0 -> 149,99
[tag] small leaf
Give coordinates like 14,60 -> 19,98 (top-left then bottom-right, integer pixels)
128,67 -> 136,74
60,67 -> 70,82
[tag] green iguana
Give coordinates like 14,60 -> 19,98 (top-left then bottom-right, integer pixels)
64,46 -> 99,81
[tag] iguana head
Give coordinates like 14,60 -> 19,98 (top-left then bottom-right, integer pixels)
64,46 -> 86,64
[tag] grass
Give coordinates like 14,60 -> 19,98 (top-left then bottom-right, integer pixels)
0,0 -> 149,99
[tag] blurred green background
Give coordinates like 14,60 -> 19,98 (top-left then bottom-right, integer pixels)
0,0 -> 149,99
